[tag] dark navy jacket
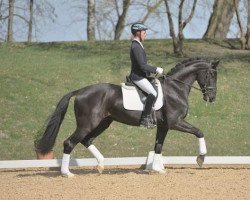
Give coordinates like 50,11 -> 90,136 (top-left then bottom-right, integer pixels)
129,40 -> 157,81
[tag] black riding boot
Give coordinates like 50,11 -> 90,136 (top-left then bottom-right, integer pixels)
140,94 -> 156,129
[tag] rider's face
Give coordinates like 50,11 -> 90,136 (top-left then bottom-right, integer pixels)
135,30 -> 146,42
140,31 -> 146,41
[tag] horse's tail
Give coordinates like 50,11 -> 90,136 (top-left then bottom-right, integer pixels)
35,89 -> 80,154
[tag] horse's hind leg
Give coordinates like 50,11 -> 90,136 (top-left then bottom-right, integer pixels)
81,117 -> 113,174
61,126 -> 91,177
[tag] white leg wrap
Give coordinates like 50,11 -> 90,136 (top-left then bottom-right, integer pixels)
88,145 -> 104,164
198,138 -> 207,155
152,153 -> 166,174
61,153 -> 74,177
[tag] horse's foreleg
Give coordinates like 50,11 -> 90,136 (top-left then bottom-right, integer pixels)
172,119 -> 207,167
151,125 -> 168,173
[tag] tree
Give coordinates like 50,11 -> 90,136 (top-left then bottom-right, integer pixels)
139,0 -> 164,24
94,0 -> 131,40
0,0 -> 7,20
232,0 -> 250,50
0,0 -> 7,40
113,0 -> 164,40
203,0 -> 239,39
1,0 -> 56,42
87,0 -> 95,41
246,0 -> 250,49
164,0 -> 197,55
28,0 -> 34,42
95,0 -> 165,40
7,0 -> 14,41
27,0 -> 57,42
114,0 -> 131,40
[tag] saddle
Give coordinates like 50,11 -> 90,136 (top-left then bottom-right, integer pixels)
121,77 -> 163,111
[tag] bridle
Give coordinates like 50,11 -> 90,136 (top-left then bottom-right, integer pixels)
200,68 -> 217,95
161,68 -> 217,95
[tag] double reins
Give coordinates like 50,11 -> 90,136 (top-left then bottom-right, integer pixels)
162,73 -> 203,92
160,68 -> 217,95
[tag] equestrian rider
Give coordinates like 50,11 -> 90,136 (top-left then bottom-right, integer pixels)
129,22 -> 164,128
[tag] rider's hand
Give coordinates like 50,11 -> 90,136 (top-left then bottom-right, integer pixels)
156,67 -> 163,74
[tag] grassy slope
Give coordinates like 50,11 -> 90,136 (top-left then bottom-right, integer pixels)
0,40 -> 249,160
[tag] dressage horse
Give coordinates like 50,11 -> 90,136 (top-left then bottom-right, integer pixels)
35,58 -> 219,176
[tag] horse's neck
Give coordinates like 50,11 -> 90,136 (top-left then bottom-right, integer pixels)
173,66 -> 198,87
163,65 -> 201,99
174,62 -> 209,84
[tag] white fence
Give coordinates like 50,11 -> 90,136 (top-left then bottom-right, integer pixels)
0,152 -> 249,170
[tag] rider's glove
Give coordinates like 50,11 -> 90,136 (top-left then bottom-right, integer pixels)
156,67 -> 163,74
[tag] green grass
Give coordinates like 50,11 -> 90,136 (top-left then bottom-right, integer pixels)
0,40 -> 249,160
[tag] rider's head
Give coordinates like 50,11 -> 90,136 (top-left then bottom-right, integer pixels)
131,22 -> 148,42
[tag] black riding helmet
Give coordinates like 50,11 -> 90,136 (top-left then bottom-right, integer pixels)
131,22 -> 148,35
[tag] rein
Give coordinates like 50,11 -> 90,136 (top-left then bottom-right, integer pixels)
162,73 -> 203,92
161,68 -> 217,95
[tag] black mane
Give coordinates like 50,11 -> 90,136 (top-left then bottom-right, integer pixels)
167,58 -> 207,76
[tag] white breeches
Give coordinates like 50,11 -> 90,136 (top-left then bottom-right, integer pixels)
133,78 -> 157,97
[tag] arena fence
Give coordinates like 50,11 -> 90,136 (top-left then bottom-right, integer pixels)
0,152 -> 249,170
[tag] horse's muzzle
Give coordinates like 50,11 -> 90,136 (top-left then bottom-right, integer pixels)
203,94 -> 216,102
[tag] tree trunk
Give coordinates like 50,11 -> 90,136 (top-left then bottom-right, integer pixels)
87,0 -> 95,41
28,0 -> 33,42
114,0 -> 131,41
164,0 -> 178,54
203,0 -> 239,39
164,0 -> 197,55
234,0 -> 246,49
7,0 -> 14,42
246,0 -> 250,49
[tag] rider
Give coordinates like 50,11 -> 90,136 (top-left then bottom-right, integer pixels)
129,22 -> 164,128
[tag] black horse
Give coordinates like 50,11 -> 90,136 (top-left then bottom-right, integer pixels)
35,58 -> 219,176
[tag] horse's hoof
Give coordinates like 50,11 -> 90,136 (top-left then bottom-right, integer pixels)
61,172 -> 75,178
97,164 -> 104,174
151,165 -> 166,174
196,155 -> 205,168
151,168 -> 166,174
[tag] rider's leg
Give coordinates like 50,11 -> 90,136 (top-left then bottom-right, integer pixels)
133,78 -> 157,128
140,93 -> 156,127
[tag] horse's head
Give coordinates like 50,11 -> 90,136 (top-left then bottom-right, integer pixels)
197,60 -> 219,102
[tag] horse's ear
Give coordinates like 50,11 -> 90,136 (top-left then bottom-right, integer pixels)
211,60 -> 220,69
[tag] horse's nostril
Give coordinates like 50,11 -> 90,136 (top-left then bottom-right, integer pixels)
209,97 -> 215,102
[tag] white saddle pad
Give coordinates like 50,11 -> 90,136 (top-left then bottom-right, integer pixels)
121,79 -> 163,111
